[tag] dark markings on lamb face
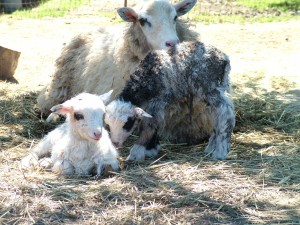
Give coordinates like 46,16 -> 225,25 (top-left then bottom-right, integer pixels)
105,124 -> 110,132
123,116 -> 136,132
146,130 -> 160,150
74,112 -> 84,120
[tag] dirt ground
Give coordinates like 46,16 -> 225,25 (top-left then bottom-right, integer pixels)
0,15 -> 300,224
1,17 -> 299,93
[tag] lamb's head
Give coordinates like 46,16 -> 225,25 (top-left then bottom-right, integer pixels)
105,100 -> 152,148
50,91 -> 113,141
118,0 -> 197,50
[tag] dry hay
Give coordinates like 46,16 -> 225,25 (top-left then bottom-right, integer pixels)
1,17 -> 300,224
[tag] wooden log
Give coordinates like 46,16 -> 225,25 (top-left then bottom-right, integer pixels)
0,45 -> 21,80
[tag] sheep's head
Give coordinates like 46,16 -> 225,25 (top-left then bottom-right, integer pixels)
118,0 -> 197,50
105,100 -> 152,148
50,91 -> 113,141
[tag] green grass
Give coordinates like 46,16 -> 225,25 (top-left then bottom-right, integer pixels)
237,0 -> 300,11
185,0 -> 300,24
188,13 -> 299,24
97,12 -> 124,23
12,0 -> 90,18
2,0 -> 300,23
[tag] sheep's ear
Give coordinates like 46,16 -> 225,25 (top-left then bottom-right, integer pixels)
50,104 -> 71,115
134,107 -> 152,119
99,90 -> 113,105
117,7 -> 138,22
174,0 -> 197,16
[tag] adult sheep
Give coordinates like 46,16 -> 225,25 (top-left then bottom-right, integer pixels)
38,0 -> 218,145
37,0 -> 199,115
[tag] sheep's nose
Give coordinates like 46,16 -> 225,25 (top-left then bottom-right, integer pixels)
165,39 -> 179,47
93,132 -> 102,140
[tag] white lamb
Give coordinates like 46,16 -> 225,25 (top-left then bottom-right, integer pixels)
20,91 -> 119,175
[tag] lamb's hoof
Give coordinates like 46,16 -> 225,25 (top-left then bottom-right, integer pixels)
19,153 -> 39,170
101,165 -> 114,177
46,113 -> 60,123
38,158 -> 53,169
145,145 -> 161,158
126,144 -> 146,161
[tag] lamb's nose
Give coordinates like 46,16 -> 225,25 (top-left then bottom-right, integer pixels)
94,132 -> 102,140
165,39 -> 179,47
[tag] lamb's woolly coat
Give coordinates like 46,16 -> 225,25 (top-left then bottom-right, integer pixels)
105,41 -> 235,160
21,92 -> 119,175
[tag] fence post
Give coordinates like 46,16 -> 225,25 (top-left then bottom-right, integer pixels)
0,45 -> 21,81
124,0 -> 127,7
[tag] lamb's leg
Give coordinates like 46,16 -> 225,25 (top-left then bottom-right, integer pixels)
126,127 -> 161,161
20,136 -> 53,170
74,159 -> 94,175
39,157 -> 53,169
52,159 -> 75,175
95,158 -> 120,176
204,91 -> 235,160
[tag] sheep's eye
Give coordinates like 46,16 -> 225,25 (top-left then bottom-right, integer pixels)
139,18 -> 151,27
123,117 -> 136,132
74,112 -> 84,120
105,124 -> 110,132
174,15 -> 178,22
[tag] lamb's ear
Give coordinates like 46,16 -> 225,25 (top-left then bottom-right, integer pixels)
174,0 -> 197,16
134,107 -> 152,119
99,90 -> 113,105
117,7 -> 138,22
50,104 -> 72,115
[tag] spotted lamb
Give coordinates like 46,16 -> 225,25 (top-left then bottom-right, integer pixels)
105,41 -> 235,161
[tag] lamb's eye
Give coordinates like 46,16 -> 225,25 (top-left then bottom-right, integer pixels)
139,18 -> 151,27
174,15 -> 178,22
123,117 -> 136,131
74,112 -> 84,120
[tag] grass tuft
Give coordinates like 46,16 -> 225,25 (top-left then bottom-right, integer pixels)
237,0 -> 300,12
11,0 -> 90,18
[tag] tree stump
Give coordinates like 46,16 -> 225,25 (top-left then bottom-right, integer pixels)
0,45 -> 21,80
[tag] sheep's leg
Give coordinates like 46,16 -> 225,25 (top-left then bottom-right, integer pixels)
204,91 -> 235,160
